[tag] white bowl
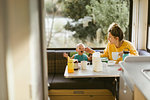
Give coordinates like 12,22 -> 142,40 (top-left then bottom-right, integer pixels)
108,60 -> 116,66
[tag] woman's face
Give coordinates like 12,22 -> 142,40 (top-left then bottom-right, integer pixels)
108,32 -> 118,44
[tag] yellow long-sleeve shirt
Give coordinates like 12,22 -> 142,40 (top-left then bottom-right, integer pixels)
100,40 -> 139,61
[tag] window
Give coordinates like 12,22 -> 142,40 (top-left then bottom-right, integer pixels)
44,0 -> 132,48
148,26 -> 150,50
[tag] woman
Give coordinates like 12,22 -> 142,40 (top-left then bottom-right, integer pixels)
85,23 -> 138,63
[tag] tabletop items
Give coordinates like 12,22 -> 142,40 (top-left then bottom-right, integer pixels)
64,64 -> 120,78
67,55 -> 111,73
67,58 -> 74,73
81,61 -> 87,70
67,52 -> 122,73
92,52 -> 103,72
65,55 -> 121,78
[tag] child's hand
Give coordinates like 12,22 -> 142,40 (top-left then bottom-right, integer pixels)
88,54 -> 92,61
63,53 -> 68,58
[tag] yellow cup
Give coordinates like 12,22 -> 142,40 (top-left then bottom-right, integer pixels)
68,59 -> 74,73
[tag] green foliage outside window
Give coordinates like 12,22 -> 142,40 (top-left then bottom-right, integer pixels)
63,0 -> 91,21
45,0 -> 57,14
86,0 -> 130,41
63,0 -> 130,44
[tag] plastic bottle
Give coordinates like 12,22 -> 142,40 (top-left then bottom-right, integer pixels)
68,58 -> 74,73
92,52 -> 103,72
123,51 -> 130,61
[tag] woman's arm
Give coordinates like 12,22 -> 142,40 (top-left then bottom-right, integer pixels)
85,47 -> 95,54
100,43 -> 109,58
129,49 -> 139,56
128,42 -> 139,56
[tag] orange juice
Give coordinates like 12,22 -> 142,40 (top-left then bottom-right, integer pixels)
68,59 -> 74,73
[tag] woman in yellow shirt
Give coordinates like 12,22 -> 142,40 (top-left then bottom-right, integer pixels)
85,23 -> 138,62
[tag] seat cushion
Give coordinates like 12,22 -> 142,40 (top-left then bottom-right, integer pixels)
138,49 -> 150,56
49,74 -> 116,90
48,74 -> 55,90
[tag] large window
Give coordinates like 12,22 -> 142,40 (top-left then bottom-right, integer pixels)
44,0 -> 131,48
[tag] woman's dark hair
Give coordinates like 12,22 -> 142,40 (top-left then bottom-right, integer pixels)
108,23 -> 123,41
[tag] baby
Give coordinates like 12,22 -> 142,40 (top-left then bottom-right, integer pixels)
63,43 -> 91,62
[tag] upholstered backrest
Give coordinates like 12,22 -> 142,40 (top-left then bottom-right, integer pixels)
55,52 -> 67,73
47,51 -> 55,74
47,50 -> 73,74
138,49 -> 150,56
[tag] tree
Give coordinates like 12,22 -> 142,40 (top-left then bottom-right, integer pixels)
65,21 -> 99,43
86,0 -> 130,41
63,0 -> 130,44
63,0 -> 91,21
63,0 -> 98,43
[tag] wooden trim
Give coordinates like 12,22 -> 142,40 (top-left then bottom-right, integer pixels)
129,0 -> 133,41
49,89 -> 113,96
0,0 -> 8,99
38,0 -> 48,99
146,0 -> 150,52
134,85 -> 146,100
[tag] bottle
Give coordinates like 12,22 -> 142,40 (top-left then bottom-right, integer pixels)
92,52 -> 103,72
123,51 -> 130,61
68,58 -> 74,73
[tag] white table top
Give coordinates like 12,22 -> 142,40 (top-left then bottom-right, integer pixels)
64,63 -> 121,78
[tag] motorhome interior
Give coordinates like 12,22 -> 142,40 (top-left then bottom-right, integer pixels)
0,0 -> 150,100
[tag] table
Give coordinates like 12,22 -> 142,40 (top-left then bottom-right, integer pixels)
64,63 -> 121,100
64,63 -> 121,78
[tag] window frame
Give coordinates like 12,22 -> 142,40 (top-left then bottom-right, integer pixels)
146,0 -> 150,52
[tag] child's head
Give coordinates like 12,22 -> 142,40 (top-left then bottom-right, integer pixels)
76,43 -> 85,55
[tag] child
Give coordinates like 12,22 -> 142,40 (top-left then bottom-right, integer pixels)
63,43 -> 91,62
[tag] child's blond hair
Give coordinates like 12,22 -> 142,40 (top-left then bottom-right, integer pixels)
76,43 -> 85,49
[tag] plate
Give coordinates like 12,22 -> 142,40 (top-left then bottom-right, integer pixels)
107,61 -> 116,66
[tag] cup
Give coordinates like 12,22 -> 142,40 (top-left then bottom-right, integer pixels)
102,62 -> 107,71
112,52 -> 119,61
81,61 -> 87,70
68,59 -> 74,73
73,59 -> 79,70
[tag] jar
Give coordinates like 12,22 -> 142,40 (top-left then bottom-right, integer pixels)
74,60 -> 79,70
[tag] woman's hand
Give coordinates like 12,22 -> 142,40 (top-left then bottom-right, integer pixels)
118,51 -> 123,58
115,51 -> 123,64
85,47 -> 94,54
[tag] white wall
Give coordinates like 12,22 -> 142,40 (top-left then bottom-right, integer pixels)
132,0 -> 148,49
29,0 -> 48,99
137,0 -> 148,49
132,0 -> 139,48
6,0 -> 32,99
0,0 -> 48,100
